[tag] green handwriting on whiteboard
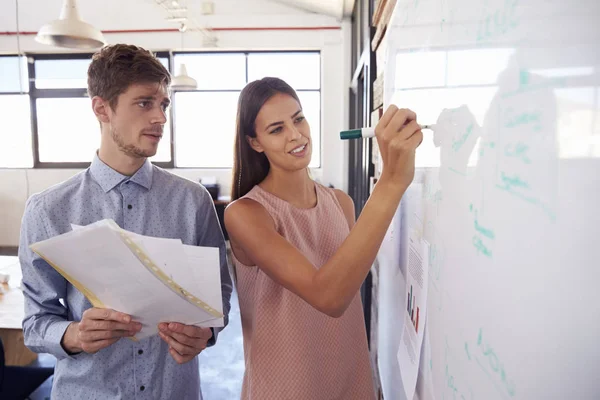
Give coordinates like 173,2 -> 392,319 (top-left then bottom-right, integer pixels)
473,236 -> 493,258
453,124 -> 474,152
474,329 -> 517,397
470,204 -> 496,239
505,111 -> 541,130
445,339 -> 474,400
520,70 -> 530,85
505,143 -> 531,164
448,167 -> 468,177
500,172 -> 529,189
496,172 -> 557,221
470,204 -> 494,257
502,71 -> 566,99
476,0 -> 519,43
479,141 -> 496,157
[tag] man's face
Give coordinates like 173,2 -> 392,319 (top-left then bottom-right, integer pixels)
105,82 -> 171,159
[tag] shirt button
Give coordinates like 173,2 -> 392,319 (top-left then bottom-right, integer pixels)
138,349 -> 143,355
140,385 -> 145,391
127,204 -> 133,210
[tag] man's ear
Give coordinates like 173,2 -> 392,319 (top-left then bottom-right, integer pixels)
91,96 -> 111,124
246,136 -> 264,153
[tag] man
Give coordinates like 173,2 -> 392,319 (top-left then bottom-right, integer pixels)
19,44 -> 233,399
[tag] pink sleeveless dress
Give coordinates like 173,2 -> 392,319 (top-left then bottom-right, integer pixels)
232,183 -> 376,400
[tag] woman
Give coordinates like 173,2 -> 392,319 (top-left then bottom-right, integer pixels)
224,77 -> 422,399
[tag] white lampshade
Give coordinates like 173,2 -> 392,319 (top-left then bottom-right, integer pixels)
171,64 -> 197,90
36,0 -> 106,49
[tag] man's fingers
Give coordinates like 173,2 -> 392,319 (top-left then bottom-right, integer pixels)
79,329 -> 135,342
159,332 -> 195,355
197,328 -> 213,340
80,337 -> 120,354
166,330 -> 208,348
164,323 -> 209,339
80,319 -> 141,332
84,308 -> 133,323
169,347 -> 190,364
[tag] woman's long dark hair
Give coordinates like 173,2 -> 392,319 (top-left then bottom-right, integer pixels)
231,77 -> 302,201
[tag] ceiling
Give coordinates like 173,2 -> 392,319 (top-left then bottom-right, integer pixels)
0,0 -> 351,34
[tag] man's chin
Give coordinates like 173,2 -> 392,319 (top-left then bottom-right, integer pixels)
124,146 -> 157,159
139,149 -> 158,158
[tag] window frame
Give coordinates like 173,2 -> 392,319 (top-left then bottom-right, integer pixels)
0,54 -> 33,168
5,50 -> 322,169
29,52 -> 174,169
171,50 -> 322,169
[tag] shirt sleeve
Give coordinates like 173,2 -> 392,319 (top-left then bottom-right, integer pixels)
195,189 -> 233,347
19,195 -> 73,359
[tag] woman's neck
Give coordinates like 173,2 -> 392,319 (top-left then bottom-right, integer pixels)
260,167 -> 316,209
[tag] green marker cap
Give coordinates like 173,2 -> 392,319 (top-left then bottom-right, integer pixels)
340,129 -> 362,140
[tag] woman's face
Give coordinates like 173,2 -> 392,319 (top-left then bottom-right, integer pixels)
248,93 -> 312,172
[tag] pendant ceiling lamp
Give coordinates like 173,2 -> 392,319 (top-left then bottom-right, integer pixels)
171,25 -> 197,90
36,0 -> 106,49
171,63 -> 198,90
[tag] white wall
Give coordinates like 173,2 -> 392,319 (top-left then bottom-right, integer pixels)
0,9 -> 351,247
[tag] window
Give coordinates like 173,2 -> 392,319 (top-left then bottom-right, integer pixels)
174,53 -> 246,90
0,56 -> 32,168
4,51 -> 320,169
247,53 -> 320,90
31,54 -> 171,167
35,58 -> 91,89
173,51 -> 321,168
1,94 -> 33,168
37,98 -> 98,162
174,91 -> 239,168
0,56 -> 29,92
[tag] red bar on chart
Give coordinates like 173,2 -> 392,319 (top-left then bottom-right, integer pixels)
416,307 -> 420,333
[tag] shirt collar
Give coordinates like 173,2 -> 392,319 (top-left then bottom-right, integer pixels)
90,153 -> 154,193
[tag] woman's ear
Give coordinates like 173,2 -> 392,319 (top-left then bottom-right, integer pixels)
92,96 -> 111,124
246,136 -> 264,153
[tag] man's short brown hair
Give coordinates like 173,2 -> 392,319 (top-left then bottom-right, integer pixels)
87,44 -> 171,110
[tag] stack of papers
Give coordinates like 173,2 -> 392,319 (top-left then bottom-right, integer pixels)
30,219 -> 224,340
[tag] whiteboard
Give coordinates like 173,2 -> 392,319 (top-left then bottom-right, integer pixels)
376,1 -> 600,399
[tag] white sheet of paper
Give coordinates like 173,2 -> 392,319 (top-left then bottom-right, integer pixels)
398,228 -> 430,400
130,235 -> 224,327
183,245 -> 224,327
73,222 -> 223,324
35,220 -> 223,339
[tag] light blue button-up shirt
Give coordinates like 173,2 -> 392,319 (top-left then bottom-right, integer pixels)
18,155 -> 233,400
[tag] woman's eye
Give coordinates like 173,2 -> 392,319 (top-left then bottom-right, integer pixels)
270,127 -> 283,134
295,116 -> 305,123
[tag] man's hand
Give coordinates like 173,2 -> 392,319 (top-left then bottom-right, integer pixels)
158,322 -> 213,364
61,308 -> 142,354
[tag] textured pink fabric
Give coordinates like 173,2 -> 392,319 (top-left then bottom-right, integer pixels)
233,183 -> 375,400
